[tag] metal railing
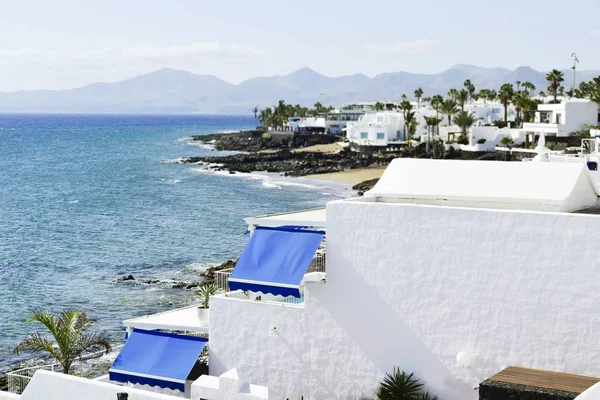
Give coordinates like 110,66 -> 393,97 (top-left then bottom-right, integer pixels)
215,268 -> 234,292
6,344 -> 123,394
221,290 -> 305,306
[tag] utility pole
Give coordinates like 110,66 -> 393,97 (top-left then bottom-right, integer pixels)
571,52 -> 579,90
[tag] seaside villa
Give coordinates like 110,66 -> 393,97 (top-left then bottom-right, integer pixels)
6,157 -> 600,399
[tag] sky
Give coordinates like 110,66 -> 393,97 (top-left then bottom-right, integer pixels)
0,0 -> 598,91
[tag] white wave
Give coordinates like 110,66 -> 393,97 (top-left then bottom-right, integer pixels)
160,157 -> 185,164
188,167 -> 353,197
68,200 -> 79,204
262,181 -> 282,189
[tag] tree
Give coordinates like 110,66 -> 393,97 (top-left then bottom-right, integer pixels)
439,99 -> 459,125
374,101 -> 385,111
399,100 -> 413,141
251,107 -> 259,127
501,136 -> 514,148
512,91 -> 531,127
195,282 -> 221,308
546,69 -> 565,103
522,81 -> 536,97
258,108 -> 273,128
479,89 -> 492,104
447,88 -> 458,101
464,79 -> 476,101
430,95 -> 444,118
414,88 -> 424,107
498,83 -> 515,123
424,116 -> 443,154
453,111 -> 476,140
455,89 -> 469,111
14,310 -> 111,375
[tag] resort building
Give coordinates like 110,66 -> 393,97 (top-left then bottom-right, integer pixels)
206,158 -> 600,399
523,99 -> 599,140
345,111 -> 404,148
6,158 -> 600,400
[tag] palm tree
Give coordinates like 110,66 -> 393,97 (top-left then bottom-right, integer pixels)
195,282 -> 221,308
373,101 -> 385,111
455,89 -> 469,111
439,99 -> 459,125
479,89 -> 491,104
14,310 -> 111,375
399,100 -> 413,141
546,69 -> 565,103
424,116 -> 443,153
498,83 -> 515,124
512,91 -> 530,127
430,95 -> 444,118
453,111 -> 476,142
251,106 -> 259,127
464,79 -> 476,100
447,88 -> 458,101
414,88 -> 424,107
522,81 -> 536,97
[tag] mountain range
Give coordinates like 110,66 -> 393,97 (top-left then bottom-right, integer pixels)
0,65 -> 599,114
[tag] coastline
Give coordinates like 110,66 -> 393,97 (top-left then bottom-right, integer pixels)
305,167 -> 386,185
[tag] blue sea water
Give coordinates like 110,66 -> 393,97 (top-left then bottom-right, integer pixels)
0,114 -> 350,369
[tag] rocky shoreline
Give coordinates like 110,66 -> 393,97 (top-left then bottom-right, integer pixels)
183,149 -> 392,177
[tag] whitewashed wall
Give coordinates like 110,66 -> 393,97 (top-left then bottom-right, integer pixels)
15,370 -> 180,400
210,200 -> 600,400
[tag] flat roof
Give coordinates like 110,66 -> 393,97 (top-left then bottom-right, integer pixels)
244,207 -> 326,228
123,304 -> 209,333
367,159 -> 600,212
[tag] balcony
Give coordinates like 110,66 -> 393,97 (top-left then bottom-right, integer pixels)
522,122 -> 566,136
214,247 -> 326,307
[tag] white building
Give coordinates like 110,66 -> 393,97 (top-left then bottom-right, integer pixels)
465,102 -> 515,123
286,117 -> 326,134
6,159 -> 600,399
346,111 -> 404,147
318,110 -> 366,135
523,99 -> 599,138
207,158 -> 600,400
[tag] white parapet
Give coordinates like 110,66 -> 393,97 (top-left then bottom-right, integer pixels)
191,369 -> 268,400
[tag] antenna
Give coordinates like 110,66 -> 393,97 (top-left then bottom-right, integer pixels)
571,52 -> 579,89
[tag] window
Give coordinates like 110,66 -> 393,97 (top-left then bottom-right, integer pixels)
556,114 -> 562,124
492,108 -> 501,114
377,132 -> 385,140
360,132 -> 368,139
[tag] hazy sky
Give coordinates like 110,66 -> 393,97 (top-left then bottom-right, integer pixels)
0,0 -> 598,91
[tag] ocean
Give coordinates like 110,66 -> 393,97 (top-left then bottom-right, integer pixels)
0,114 -> 350,369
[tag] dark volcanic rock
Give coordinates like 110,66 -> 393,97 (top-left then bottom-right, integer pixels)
202,259 -> 237,283
184,149 -> 393,177
115,274 -> 135,282
189,130 -> 339,152
352,178 -> 379,192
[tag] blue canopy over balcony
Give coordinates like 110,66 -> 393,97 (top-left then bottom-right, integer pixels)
109,329 -> 208,391
228,227 -> 325,297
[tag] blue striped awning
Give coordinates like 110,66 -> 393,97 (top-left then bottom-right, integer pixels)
229,227 -> 324,297
109,329 -> 207,391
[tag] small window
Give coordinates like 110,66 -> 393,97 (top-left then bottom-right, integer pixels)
360,132 -> 368,139
377,132 -> 385,140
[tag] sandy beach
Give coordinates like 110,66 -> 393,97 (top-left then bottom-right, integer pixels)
306,167 -> 386,185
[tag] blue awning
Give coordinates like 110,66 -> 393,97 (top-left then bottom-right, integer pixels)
229,227 -> 325,297
109,329 -> 208,391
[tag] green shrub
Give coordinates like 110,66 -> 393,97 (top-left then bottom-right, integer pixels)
477,138 -> 487,144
